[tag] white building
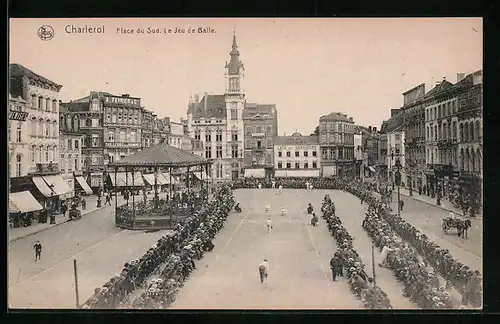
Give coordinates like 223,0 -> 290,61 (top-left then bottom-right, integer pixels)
9,94 -> 31,179
169,121 -> 184,149
60,132 -> 90,197
186,33 -> 245,182
274,133 -> 321,178
9,64 -> 62,176
381,110 -> 406,186
354,133 -> 363,160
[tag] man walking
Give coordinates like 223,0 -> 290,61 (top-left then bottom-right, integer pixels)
271,180 -> 276,189
399,199 -> 405,212
278,184 -> 283,195
259,259 -> 269,283
34,242 -> 42,261
266,217 -> 273,234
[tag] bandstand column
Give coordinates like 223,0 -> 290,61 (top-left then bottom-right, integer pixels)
200,164 -> 203,201
169,167 -> 173,226
114,166 -> 118,215
187,166 -> 191,197
132,167 -> 136,228
125,169 -> 129,206
154,166 -> 158,205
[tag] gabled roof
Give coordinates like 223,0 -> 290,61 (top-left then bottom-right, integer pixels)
380,111 -> 405,134
190,94 -> 226,119
243,104 -> 276,118
319,112 -> 353,122
274,134 -> 319,146
9,63 -> 62,89
60,101 -> 90,112
424,80 -> 454,98
109,144 -> 210,167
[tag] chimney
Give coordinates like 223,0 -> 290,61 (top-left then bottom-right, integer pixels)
204,92 -> 207,111
373,127 -> 377,133
368,126 -> 372,133
349,117 -> 353,122
457,73 -> 466,83
194,94 -> 199,103
122,94 -> 130,97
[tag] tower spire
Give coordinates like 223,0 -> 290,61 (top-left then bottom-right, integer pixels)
225,31 -> 243,75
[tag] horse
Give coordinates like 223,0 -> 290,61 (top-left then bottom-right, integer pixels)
457,219 -> 472,239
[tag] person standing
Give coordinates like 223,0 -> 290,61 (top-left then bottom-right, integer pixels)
34,242 -> 42,261
259,259 -> 269,283
330,255 -> 339,281
271,180 -> 276,189
81,197 -> 87,210
61,202 -> 68,217
278,184 -> 283,195
266,217 -> 273,234
258,182 -> 262,189
399,199 -> 405,212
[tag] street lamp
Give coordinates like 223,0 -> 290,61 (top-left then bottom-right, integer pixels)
48,184 -> 56,224
394,158 -> 402,216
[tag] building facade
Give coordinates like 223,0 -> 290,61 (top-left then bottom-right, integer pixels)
318,112 -> 356,177
354,132 -> 363,178
274,133 -> 321,178
9,94 -> 31,180
243,103 -> 278,178
169,120 -> 185,149
381,110 -> 406,187
401,83 -> 426,193
456,70 -> 483,211
59,132 -> 85,198
423,79 -> 459,198
187,33 -> 245,182
377,133 -> 388,181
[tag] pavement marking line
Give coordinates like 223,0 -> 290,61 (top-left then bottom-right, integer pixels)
12,229 -> 126,287
300,210 -> 332,294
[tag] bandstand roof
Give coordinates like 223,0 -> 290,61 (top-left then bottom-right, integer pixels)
108,144 -> 210,168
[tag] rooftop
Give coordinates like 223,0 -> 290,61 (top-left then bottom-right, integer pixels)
380,110 -> 405,134
319,112 -> 354,123
9,63 -> 62,89
274,134 -> 319,146
189,94 -> 226,119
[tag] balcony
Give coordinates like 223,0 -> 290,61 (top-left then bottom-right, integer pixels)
251,133 -> 266,137
29,162 -> 60,174
105,142 -> 142,148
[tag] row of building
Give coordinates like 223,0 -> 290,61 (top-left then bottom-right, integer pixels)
9,33 -> 482,216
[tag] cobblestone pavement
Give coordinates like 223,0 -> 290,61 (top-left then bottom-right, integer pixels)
8,194 -> 169,309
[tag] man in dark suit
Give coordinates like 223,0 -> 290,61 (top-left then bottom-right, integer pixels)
34,242 -> 42,261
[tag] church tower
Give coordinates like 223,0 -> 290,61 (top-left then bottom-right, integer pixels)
224,32 -> 245,180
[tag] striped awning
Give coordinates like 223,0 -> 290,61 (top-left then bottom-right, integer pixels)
143,173 -> 170,186
109,172 -> 145,187
9,191 -> 43,213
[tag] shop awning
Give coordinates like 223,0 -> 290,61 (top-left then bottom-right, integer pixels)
75,176 -> 93,195
9,191 -> 43,213
143,173 -> 170,186
161,173 -> 178,185
109,172 -> 145,187
32,176 -> 55,198
369,166 -> 376,172
42,175 -> 72,196
191,172 -> 205,180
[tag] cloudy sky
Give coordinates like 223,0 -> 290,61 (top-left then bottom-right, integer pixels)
10,18 -> 482,135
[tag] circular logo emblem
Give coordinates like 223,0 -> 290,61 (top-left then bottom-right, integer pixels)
37,25 -> 54,41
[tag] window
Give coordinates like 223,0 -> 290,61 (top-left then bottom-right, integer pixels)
231,133 -> 238,141
216,130 -> 223,142
92,118 -> 100,127
452,101 -> 456,113
108,130 -> 114,142
278,162 -> 283,169
256,126 -> 262,133
38,97 -> 43,110
304,151 -> 308,157
286,162 -> 291,169
30,119 -> 35,135
295,162 -> 300,169
194,130 -> 201,141
31,95 -> 37,108
312,161 -> 317,169
304,162 -> 309,169
45,148 -> 49,162
266,138 -> 272,148
30,146 -> 35,162
286,151 -> 291,157
216,145 -> 223,158
205,133 -> 212,142
92,134 -> 99,147
130,131 -> 136,142
312,151 -> 317,157
231,145 -> 239,158
266,126 -> 272,134
295,151 -> 300,157
205,146 -> 212,159
266,153 -> 272,164
395,134 -> 400,140
231,109 -> 238,120
15,154 -> 22,177
16,123 -> 22,143
67,139 -> 73,150
278,151 -> 282,157
120,130 -> 125,142
245,126 -> 252,134
395,144 -> 401,154
45,98 -> 51,111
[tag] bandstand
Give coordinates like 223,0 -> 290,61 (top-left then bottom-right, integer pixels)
108,144 -> 213,230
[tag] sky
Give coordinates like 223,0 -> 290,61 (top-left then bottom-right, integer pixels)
10,18 -> 482,136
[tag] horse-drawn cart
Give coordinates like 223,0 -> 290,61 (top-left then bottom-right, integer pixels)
441,217 -> 471,238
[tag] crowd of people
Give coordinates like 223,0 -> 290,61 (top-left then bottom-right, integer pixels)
321,194 -> 392,309
81,185 -> 235,309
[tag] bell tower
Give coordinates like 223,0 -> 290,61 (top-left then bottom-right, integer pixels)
224,31 -> 245,180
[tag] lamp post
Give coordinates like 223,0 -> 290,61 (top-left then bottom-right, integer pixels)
394,158 -> 402,216
48,184 -> 56,224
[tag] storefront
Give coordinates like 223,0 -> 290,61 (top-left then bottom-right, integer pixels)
74,170 -> 93,195
32,173 -> 72,214
9,190 -> 44,228
88,165 -> 106,193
